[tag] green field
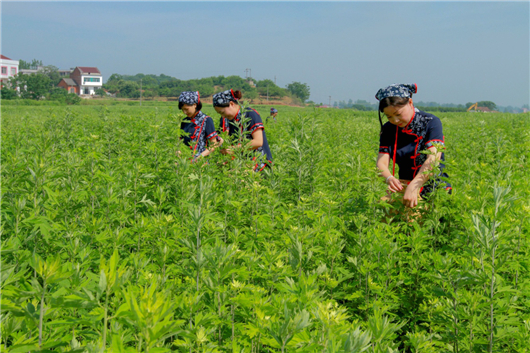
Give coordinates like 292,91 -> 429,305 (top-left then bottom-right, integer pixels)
1,104 -> 529,352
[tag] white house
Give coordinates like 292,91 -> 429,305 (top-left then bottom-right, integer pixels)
0,55 -> 19,88
69,66 -> 103,95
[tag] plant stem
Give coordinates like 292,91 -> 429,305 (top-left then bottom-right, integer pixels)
102,291 -> 109,350
38,279 -> 46,349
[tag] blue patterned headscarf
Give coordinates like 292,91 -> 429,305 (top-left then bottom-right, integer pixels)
213,89 -> 238,107
375,83 -> 417,101
179,91 -> 200,105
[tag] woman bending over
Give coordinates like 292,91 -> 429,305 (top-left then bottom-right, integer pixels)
214,89 -> 273,171
376,83 -> 451,208
178,91 -> 222,162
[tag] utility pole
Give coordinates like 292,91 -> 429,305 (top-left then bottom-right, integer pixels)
274,76 -> 276,84
140,79 -> 142,106
267,85 -> 269,101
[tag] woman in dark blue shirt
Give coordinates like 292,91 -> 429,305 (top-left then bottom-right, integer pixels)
178,91 -> 222,162
376,83 -> 451,208
213,89 -> 273,171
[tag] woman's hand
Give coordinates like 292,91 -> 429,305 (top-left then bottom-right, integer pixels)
403,185 -> 420,208
386,176 -> 403,193
220,147 -> 233,155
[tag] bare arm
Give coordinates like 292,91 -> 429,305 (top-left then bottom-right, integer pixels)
403,147 -> 442,207
220,129 -> 263,155
248,129 -> 264,150
200,136 -> 223,157
376,153 -> 403,193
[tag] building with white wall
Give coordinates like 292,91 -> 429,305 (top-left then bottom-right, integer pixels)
69,67 -> 102,95
0,55 -> 19,87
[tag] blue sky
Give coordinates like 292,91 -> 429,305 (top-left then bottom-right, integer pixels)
1,1 -> 529,107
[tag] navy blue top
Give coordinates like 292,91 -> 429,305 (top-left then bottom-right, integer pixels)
379,108 -> 446,181
220,107 -> 273,163
181,117 -> 191,130
181,111 -> 218,158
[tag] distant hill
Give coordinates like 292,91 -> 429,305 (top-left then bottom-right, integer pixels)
102,73 -> 305,105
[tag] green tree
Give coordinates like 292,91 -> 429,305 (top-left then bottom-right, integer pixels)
118,81 -> 140,98
48,87 -> 68,101
198,84 -> 214,97
95,88 -> 106,97
65,92 -> 81,105
104,74 -> 124,94
256,79 -> 287,98
286,82 -> 310,102
245,88 -> 258,101
477,101 -> 497,111
212,75 -> 225,86
19,59 -> 43,70
40,65 -> 61,86
16,73 -> 51,100
107,73 -> 123,83
0,87 -> 18,99
223,75 -> 247,89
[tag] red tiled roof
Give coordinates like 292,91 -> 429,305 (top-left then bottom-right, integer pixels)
1,55 -> 12,60
77,66 -> 101,74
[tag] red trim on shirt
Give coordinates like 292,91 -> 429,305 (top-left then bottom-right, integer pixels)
190,111 -> 200,122
206,131 -> 218,140
426,138 -> 444,144
392,126 -> 398,176
190,119 -> 207,152
402,109 -> 416,130
249,123 -> 264,132
233,108 -> 241,121
399,111 -> 423,179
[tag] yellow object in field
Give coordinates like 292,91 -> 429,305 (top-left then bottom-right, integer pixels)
467,102 -> 478,112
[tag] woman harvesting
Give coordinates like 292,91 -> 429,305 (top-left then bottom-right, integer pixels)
267,107 -> 278,123
376,83 -> 451,209
214,89 -> 273,171
178,91 -> 222,162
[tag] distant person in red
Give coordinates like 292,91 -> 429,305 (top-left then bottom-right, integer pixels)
178,91 -> 222,162
214,89 -> 273,171
267,107 -> 278,123
375,83 -> 451,209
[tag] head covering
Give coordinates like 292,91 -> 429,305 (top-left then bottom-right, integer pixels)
375,83 -> 417,134
270,108 -> 278,113
213,89 -> 238,107
179,91 -> 200,105
375,83 -> 417,101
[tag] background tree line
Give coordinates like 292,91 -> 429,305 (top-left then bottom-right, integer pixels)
3,58 -> 311,104
332,99 -> 508,113
103,73 -> 311,103
4,58 -> 518,111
